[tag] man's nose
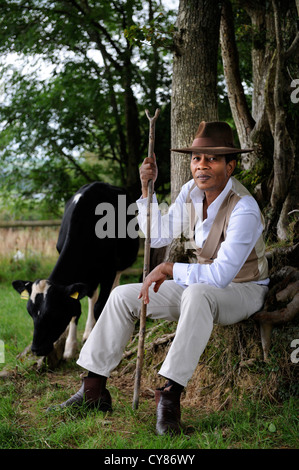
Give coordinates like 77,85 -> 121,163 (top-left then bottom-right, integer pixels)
197,157 -> 209,169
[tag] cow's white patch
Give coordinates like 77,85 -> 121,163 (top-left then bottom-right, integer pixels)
30,280 -> 50,304
73,193 -> 82,204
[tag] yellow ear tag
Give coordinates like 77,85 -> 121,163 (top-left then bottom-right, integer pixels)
21,290 -> 29,300
70,291 -> 79,300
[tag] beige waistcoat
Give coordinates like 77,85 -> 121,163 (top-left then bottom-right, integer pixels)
186,177 -> 268,283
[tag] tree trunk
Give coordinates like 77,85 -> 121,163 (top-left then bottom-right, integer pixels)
124,65 -> 142,199
170,0 -> 222,203
165,0 -> 222,263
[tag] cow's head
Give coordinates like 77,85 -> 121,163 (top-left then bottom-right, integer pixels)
12,279 -> 89,356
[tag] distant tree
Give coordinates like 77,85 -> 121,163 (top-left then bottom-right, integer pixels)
0,0 -> 175,214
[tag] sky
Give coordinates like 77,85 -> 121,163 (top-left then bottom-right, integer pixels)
163,0 -> 179,7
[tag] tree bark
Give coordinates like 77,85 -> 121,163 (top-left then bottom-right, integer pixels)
265,0 -> 297,239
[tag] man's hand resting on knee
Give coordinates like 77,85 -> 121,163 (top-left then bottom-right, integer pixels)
138,262 -> 174,304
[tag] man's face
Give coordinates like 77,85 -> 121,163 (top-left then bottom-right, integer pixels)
190,154 -> 236,197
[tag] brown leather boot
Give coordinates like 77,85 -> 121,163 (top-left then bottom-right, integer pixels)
47,376 -> 112,412
155,386 -> 182,435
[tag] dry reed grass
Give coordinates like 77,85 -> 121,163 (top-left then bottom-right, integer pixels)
0,227 -> 59,259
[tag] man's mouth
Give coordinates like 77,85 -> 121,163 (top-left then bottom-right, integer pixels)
196,174 -> 211,181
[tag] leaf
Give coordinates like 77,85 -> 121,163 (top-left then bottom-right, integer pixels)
268,423 -> 276,433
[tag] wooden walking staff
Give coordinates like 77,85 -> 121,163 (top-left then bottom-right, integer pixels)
132,108 -> 160,410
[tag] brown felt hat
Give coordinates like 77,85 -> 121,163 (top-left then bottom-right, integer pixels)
171,121 -> 253,155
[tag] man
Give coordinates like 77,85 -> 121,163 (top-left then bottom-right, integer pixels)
50,121 -> 269,435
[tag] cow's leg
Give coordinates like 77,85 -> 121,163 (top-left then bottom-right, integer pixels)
82,288 -> 99,343
63,317 -> 78,360
111,271 -> 122,290
93,271 -> 121,321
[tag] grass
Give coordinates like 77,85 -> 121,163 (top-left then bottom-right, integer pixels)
0,250 -> 298,450
0,367 -> 298,450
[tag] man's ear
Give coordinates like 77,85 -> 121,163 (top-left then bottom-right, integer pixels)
226,159 -> 236,177
12,280 -> 33,299
65,283 -> 90,301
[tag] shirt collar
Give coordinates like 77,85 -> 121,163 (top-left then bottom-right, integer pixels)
189,178 -> 233,218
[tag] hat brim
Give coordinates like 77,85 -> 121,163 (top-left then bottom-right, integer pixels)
171,146 -> 253,155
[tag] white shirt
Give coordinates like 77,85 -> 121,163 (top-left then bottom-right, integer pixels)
137,178 -> 269,289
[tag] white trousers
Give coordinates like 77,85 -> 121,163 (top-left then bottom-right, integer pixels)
77,281 -> 268,387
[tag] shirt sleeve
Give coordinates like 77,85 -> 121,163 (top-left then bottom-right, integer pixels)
173,196 -> 264,288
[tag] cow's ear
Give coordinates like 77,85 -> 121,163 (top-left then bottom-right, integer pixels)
65,283 -> 89,301
12,280 -> 33,299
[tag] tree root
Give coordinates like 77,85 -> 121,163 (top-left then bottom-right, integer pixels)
253,266 -> 299,360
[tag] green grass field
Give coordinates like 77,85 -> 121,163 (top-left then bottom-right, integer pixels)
0,256 -> 298,450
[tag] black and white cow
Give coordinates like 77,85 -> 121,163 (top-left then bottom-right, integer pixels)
12,182 -> 139,359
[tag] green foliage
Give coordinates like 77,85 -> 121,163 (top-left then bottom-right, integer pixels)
234,160 -> 264,195
0,255 -> 52,285
124,11 -> 177,49
0,0 -> 175,215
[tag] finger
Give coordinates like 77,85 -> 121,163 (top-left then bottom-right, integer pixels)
138,284 -> 150,304
139,290 -> 150,304
143,157 -> 156,168
153,277 -> 165,293
153,283 -> 160,293
138,288 -> 144,300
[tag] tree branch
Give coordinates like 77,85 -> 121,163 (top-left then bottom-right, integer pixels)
220,0 -> 255,147
285,31 -> 299,60
50,140 -> 93,182
65,0 -> 124,57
